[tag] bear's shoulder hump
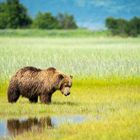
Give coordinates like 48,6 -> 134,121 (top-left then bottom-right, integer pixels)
21,66 -> 41,72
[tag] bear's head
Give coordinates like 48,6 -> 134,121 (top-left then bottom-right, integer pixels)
57,74 -> 73,96
46,67 -> 73,96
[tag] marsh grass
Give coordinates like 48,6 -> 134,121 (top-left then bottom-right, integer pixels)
0,34 -> 140,140
0,37 -> 140,81
0,83 -> 139,140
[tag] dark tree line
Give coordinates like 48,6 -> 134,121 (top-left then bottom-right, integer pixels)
0,0 -> 32,28
106,17 -> 140,37
0,0 -> 77,29
32,12 -> 77,29
0,0 -> 140,36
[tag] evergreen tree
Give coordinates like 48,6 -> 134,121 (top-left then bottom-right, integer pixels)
106,16 -> 140,37
128,17 -> 140,36
0,0 -> 32,29
32,12 -> 59,29
57,13 -> 77,29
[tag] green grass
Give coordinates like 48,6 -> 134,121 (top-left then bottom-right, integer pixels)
0,33 -> 140,140
0,83 -> 140,140
0,29 -> 110,37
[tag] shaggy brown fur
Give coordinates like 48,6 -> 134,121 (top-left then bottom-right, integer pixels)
7,66 -> 73,104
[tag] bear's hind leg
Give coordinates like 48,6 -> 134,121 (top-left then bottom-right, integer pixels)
7,81 -> 20,103
29,96 -> 38,103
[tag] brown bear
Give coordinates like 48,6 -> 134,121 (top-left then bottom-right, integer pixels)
7,66 -> 73,104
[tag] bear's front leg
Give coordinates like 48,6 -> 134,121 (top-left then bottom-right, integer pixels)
29,96 -> 38,103
40,93 -> 52,104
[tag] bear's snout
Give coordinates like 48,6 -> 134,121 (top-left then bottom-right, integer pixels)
61,87 -> 71,96
64,92 -> 70,96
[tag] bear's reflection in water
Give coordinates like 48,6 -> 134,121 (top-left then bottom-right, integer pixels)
7,117 -> 53,136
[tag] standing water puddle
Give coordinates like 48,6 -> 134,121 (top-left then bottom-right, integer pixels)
0,115 -> 89,137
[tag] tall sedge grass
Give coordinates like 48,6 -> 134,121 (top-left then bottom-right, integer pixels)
0,37 -> 140,81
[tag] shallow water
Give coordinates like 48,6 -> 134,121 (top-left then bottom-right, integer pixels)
0,115 -> 87,137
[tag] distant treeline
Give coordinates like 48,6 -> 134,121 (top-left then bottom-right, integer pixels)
106,17 -> 140,37
0,0 -> 77,29
0,0 -> 140,37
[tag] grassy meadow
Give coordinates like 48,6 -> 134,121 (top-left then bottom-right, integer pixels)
0,29 -> 140,140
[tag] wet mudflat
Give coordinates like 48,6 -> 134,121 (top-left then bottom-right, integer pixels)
0,115 -> 89,138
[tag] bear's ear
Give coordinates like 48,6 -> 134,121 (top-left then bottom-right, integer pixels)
58,74 -> 64,81
70,75 -> 73,79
